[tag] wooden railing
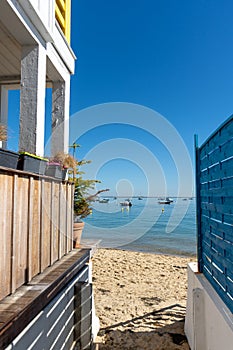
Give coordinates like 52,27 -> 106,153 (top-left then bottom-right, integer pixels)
0,167 -> 74,301
55,0 -> 71,43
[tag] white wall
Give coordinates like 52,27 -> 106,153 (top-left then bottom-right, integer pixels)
185,262 -> 233,350
18,0 -> 54,37
5,266 -> 91,350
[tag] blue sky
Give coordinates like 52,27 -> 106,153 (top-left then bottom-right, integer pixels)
7,1 -> 233,197
70,0 -> 233,142
69,0 -> 233,196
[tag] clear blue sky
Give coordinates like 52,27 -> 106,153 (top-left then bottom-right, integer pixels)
71,0 -> 233,140
69,0 -> 233,197
7,1 -> 233,197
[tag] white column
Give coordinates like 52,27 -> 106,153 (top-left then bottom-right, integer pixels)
19,44 -> 46,156
36,45 -> 46,155
63,75 -> 70,153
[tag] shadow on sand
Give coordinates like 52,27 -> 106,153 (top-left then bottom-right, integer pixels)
97,303 -> 190,350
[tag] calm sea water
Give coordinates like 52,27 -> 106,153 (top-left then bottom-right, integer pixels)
82,198 -> 197,257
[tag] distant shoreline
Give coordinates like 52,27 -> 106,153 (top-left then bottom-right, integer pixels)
97,196 -> 196,199
101,246 -> 197,259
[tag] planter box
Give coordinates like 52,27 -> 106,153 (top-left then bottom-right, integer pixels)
0,149 -> 19,169
45,164 -> 63,179
17,154 -> 47,175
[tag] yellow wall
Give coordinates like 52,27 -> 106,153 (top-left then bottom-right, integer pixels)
55,0 -> 71,44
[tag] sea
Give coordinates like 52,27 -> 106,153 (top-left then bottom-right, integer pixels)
82,197 -> 197,257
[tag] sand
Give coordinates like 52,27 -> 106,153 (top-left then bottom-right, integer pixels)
92,248 -> 195,350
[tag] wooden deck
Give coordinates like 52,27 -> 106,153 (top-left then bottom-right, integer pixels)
0,249 -> 90,349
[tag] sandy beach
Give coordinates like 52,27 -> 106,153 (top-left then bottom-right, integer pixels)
92,248 -> 195,350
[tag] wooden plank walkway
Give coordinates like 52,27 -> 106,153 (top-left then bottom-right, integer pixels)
0,249 -> 90,349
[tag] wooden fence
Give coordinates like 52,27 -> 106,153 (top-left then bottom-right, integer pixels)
0,167 -> 74,301
195,115 -> 233,313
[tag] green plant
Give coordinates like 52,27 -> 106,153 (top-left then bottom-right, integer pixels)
52,152 -> 77,174
19,151 -> 48,161
74,159 -> 109,220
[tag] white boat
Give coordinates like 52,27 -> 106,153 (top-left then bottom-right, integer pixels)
99,198 -> 109,203
158,197 -> 173,204
120,200 -> 132,207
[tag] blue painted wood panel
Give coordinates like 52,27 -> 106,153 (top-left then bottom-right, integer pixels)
196,115 -> 233,313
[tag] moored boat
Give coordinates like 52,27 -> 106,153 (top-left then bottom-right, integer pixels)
158,197 -> 173,204
120,200 -> 132,207
99,198 -> 109,203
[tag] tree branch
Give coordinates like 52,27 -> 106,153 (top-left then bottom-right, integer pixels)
86,188 -> 110,201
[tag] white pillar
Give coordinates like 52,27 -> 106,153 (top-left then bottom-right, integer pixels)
64,75 -> 70,153
19,44 -> 46,156
0,85 -> 8,149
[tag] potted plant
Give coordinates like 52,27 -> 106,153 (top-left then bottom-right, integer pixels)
17,151 -> 48,175
45,152 -> 77,180
73,159 -> 109,248
0,124 -> 19,169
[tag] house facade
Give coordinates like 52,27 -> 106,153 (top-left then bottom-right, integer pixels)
0,0 -> 75,155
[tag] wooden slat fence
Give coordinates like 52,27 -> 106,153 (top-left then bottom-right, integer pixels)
195,115 -> 233,313
0,168 -> 74,301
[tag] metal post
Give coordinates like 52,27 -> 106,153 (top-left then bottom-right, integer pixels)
194,134 -> 203,272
